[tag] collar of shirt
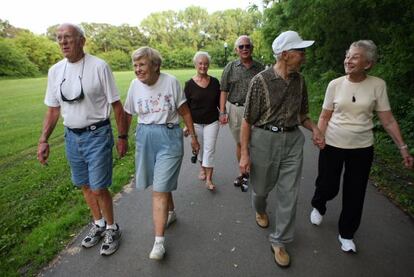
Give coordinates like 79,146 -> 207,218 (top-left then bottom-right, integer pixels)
271,68 -> 300,81
235,59 -> 261,69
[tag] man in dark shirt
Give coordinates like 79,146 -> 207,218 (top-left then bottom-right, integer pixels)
219,35 -> 265,189
239,31 -> 324,268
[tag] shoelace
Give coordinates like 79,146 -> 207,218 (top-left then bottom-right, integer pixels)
87,225 -> 102,237
103,230 -> 114,244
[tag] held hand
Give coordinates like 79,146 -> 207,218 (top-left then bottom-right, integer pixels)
239,154 -> 250,175
37,142 -> 50,165
400,149 -> 414,169
116,139 -> 128,158
191,137 -> 200,155
219,114 -> 229,125
312,128 -> 325,149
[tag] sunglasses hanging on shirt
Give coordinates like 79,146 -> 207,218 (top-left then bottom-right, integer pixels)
60,56 -> 85,103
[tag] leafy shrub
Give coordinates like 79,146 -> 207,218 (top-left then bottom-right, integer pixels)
0,38 -> 39,77
98,50 -> 131,71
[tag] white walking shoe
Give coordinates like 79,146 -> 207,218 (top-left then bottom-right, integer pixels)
310,208 -> 323,226
149,241 -> 165,260
166,211 -> 177,228
338,235 -> 357,253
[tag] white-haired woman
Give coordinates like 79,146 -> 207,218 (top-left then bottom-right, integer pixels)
124,47 -> 199,260
310,40 -> 413,253
184,51 -> 221,191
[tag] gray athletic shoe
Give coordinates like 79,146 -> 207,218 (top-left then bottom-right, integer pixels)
100,224 -> 121,256
81,224 -> 106,248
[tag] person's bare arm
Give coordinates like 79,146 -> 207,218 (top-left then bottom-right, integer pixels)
37,107 -> 60,164
239,119 -> 252,174
112,100 -> 128,157
378,110 -> 413,168
178,103 -> 200,154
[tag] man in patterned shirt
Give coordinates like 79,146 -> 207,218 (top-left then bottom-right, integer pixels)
219,35 -> 265,189
239,31 -> 324,268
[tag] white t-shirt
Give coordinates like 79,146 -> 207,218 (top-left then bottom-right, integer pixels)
44,54 -> 120,128
124,73 -> 186,124
323,75 -> 391,149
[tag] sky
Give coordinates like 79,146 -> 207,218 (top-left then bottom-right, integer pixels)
1,0 -> 257,34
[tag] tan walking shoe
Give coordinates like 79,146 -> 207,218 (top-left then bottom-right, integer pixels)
271,245 -> 290,268
255,212 -> 269,228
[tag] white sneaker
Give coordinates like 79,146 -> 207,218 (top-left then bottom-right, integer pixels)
166,211 -> 177,228
310,208 -> 323,225
338,235 -> 357,253
149,241 -> 165,260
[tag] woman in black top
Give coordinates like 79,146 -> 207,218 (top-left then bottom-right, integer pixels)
184,51 -> 221,190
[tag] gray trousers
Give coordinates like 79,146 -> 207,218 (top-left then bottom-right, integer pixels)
250,127 -> 305,247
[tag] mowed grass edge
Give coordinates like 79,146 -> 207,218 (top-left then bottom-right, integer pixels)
0,68 -> 221,276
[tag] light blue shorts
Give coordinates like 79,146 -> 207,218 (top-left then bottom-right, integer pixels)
64,125 -> 114,191
135,124 -> 184,192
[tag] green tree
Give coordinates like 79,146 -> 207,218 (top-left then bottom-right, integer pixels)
98,49 -> 131,71
140,10 -> 180,48
14,31 -> 61,73
0,38 -> 39,77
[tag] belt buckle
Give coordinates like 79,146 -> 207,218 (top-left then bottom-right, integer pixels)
271,126 -> 279,132
166,123 -> 174,129
90,125 -> 97,131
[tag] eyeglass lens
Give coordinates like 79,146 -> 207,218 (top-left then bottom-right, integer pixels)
238,44 -> 251,50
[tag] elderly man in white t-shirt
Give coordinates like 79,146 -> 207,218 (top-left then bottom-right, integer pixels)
37,23 -> 127,256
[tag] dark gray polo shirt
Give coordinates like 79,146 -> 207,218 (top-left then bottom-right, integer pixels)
220,59 -> 265,105
244,67 -> 309,128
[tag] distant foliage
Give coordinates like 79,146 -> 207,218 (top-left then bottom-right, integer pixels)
0,7 -> 264,75
98,50 -> 131,71
13,31 -> 61,73
262,0 -> 414,145
0,38 -> 39,77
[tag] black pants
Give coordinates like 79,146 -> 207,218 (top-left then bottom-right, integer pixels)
311,145 -> 374,239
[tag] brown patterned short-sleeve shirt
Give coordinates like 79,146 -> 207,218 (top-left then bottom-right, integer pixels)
220,59 -> 265,104
244,67 -> 309,127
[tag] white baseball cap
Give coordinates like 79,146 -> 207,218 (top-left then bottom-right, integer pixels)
272,30 -> 314,55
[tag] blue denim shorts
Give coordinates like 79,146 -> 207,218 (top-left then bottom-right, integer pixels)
64,125 -> 114,190
135,124 -> 184,192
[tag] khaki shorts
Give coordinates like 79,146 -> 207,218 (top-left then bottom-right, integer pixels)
226,101 -> 245,144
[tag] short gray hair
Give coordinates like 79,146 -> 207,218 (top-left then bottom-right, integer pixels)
59,23 -> 85,38
193,51 -> 211,65
131,46 -> 163,69
234,35 -> 253,49
350,40 -> 378,64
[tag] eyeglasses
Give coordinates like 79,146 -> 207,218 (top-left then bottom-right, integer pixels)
238,44 -> 251,50
60,57 -> 85,103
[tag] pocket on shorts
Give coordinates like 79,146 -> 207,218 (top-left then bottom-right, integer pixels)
164,128 -> 183,156
89,126 -> 114,149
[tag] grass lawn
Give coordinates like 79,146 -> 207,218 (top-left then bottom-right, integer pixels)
0,68 -> 222,276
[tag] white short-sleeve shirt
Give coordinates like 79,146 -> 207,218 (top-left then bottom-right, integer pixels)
124,73 -> 186,124
44,54 -> 120,128
323,75 -> 391,148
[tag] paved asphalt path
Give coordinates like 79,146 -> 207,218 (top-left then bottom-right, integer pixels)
40,127 -> 414,277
